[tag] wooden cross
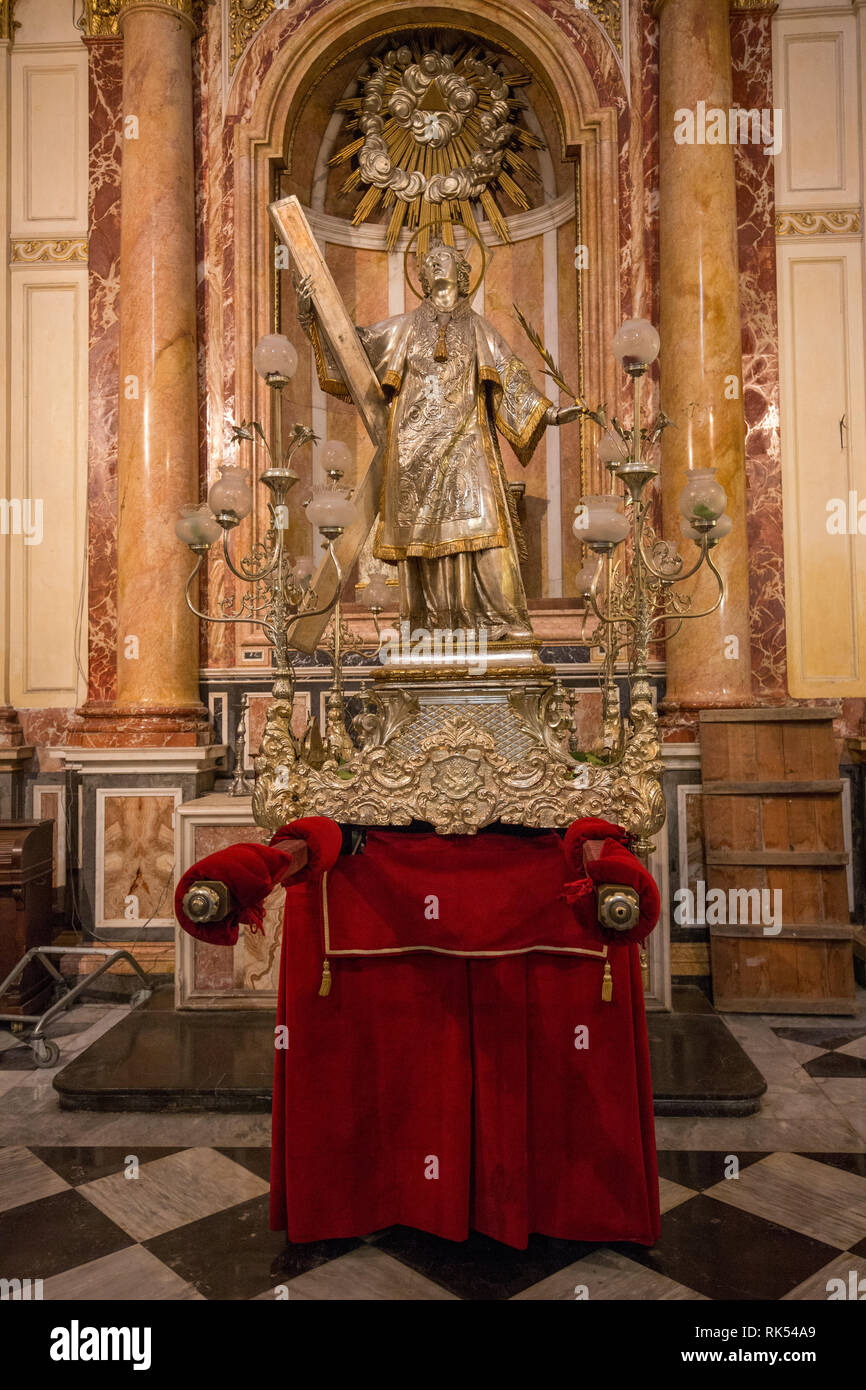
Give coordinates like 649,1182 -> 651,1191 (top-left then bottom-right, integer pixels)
268,195 -> 390,654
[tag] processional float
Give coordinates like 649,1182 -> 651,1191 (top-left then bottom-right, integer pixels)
174,195 -> 730,932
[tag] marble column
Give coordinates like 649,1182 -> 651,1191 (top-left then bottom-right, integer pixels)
656,0 -> 753,711
109,0 -> 204,742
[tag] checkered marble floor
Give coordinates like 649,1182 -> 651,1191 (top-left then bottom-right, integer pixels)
1,999 -> 865,1299
1,1144 -> 866,1299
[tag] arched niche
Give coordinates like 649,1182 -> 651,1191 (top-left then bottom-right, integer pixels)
227,0 -> 623,614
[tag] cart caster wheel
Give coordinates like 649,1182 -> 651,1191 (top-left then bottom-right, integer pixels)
32,1039 -> 60,1068
130,989 -> 152,1008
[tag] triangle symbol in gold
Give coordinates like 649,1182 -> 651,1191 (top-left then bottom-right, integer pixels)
418,79 -> 449,113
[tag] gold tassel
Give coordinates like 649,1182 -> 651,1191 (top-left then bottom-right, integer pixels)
434,322 -> 448,361
601,961 -> 613,1003
318,959 -> 332,997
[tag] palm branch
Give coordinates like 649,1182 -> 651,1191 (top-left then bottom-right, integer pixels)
512,303 -> 608,428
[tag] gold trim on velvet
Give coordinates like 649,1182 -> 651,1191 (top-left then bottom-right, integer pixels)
319,871 -> 610,962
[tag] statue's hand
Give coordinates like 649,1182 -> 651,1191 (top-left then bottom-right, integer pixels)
549,402 -> 583,426
294,272 -> 314,333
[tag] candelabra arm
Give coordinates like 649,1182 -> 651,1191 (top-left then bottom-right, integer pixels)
669,545 -> 726,624
649,614 -> 685,643
638,529 -> 711,584
286,541 -> 345,635
645,548 -> 724,644
183,556 -> 267,629
221,524 -> 283,584
586,555 -> 635,634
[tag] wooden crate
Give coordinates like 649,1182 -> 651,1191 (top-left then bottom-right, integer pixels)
700,709 -> 855,1015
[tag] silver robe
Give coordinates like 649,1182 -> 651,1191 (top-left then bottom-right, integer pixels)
310,295 -> 551,632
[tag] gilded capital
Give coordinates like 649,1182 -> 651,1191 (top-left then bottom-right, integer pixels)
0,0 -> 17,45
119,0 -> 195,22
654,0 -> 776,12
84,0 -> 195,36
83,0 -> 122,35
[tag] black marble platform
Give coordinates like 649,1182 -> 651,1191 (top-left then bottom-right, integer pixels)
52,985 -> 766,1116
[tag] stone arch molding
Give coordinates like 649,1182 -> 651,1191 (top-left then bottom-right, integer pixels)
229,0 -> 623,491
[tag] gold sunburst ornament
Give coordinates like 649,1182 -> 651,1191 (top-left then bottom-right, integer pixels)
330,37 -> 544,252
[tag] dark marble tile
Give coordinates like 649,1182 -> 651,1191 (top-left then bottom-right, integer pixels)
614,1195 -> 839,1301
671,984 -> 715,1014
53,1000 -> 765,1117
144,1194 -> 305,1300
647,1014 -> 767,1115
269,1234 -> 365,1283
797,1153 -> 866,1180
850,1233 -> 866,1260
30,1146 -> 182,1186
657,1151 -> 770,1191
803,1053 -> 866,1079
372,1226 -> 597,1300
138,985 -> 176,1012
772,1025 -> 866,1051
0,1189 -> 132,1281
215,1147 -> 271,1182
54,1008 -> 275,1112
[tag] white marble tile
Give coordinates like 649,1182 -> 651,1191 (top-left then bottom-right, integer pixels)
654,1114 -> 864,1152
782,1252 -> 866,1301
778,1039 -> 826,1065
706,1153 -> 866,1250
511,1248 -> 707,1300
658,1176 -> 695,1213
0,1070 -> 26,1097
59,1007 -> 130,1060
811,1079 -> 866,1142
0,1095 -> 271,1148
43,1244 -> 204,1301
78,1146 -> 269,1241
269,1245 -> 458,1301
0,1144 -> 69,1212
836,1036 -> 866,1060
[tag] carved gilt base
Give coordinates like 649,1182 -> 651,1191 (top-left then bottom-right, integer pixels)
252,662 -> 666,848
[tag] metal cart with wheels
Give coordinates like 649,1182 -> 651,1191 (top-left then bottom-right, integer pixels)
0,945 -> 152,1068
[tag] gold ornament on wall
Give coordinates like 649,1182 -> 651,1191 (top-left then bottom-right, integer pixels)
775,209 -> 862,238
330,37 -> 545,251
0,0 -> 16,43
10,238 -> 89,264
82,0 -> 121,35
584,1 -> 622,56
230,0 -> 274,70
83,0 -> 194,37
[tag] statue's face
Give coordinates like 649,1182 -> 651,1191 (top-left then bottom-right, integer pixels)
422,245 -> 460,293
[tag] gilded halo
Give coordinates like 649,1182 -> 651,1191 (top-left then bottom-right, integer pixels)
402,220 -> 488,301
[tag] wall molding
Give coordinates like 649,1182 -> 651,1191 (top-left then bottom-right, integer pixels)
229,1 -> 625,75
9,236 -> 88,263
303,191 -> 575,252
775,207 -> 862,237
